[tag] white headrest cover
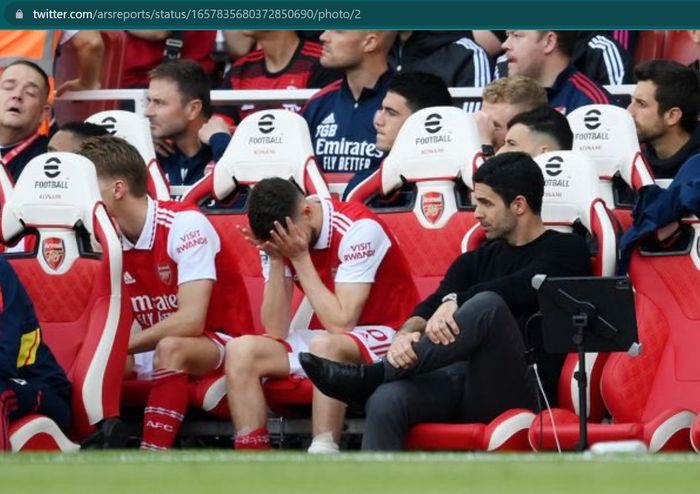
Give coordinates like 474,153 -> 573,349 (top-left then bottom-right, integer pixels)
85,110 -> 157,165
535,151 -> 602,232
213,110 -> 318,198
568,104 -> 643,181
381,106 -> 483,194
2,152 -> 101,240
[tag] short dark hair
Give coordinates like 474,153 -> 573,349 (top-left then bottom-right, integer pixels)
387,71 -> 452,112
149,59 -> 212,118
59,121 -> 109,140
507,105 -> 573,150
78,135 -> 148,198
4,59 -> 50,98
552,31 -> 579,58
248,177 -> 305,241
473,152 -> 544,214
634,59 -> 700,133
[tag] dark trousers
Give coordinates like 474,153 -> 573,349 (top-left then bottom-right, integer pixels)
362,291 -> 538,451
1,378 -> 72,432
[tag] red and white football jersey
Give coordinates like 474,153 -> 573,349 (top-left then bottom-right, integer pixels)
262,197 -> 418,330
123,198 -> 253,336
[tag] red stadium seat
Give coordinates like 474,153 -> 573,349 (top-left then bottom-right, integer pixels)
567,104 -> 655,230
1,153 -> 131,451
54,31 -> 128,125
182,110 -> 331,417
85,110 -> 170,201
633,30 -> 667,64
662,30 -> 699,66
347,106 -> 486,299
530,218 -> 700,452
691,415 -> 700,452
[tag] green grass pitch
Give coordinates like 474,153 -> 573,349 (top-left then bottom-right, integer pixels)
1,451 -> 699,494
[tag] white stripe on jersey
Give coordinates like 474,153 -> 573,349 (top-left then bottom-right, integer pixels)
332,212 -> 353,233
589,35 -> 625,85
455,37 -> 492,88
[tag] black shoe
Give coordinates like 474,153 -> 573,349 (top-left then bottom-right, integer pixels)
299,353 -> 383,406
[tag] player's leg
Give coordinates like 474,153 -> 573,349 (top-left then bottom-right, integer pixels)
153,334 -> 223,377
225,335 -> 290,449
307,333 -> 362,453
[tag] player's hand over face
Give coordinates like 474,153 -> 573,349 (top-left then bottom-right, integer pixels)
425,301 -> 460,345
237,225 -> 283,260
475,110 -> 495,147
268,217 -> 311,261
386,332 -> 421,369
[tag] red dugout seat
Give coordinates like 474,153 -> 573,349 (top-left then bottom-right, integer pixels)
531,218 -> 700,453
567,104 -> 655,230
85,110 -> 170,201
183,109 -> 331,416
0,153 -> 131,451
347,106 -> 486,299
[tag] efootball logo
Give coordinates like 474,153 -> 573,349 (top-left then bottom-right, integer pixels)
258,114 -> 275,134
545,155 -> 564,177
44,157 -> 60,179
100,116 -> 118,135
584,109 -> 602,130
424,113 -> 442,134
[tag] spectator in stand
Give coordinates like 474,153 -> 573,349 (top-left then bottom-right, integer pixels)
121,31 -> 217,90
494,31 -> 633,86
303,30 -> 396,198
497,105 -> 574,156
0,60 -> 50,181
501,30 -> 613,114
476,75 -> 548,154
688,30 -> 700,73
388,31 -> 491,111
628,59 -> 700,179
47,121 -> 108,152
146,60 -> 231,186
216,30 -> 341,123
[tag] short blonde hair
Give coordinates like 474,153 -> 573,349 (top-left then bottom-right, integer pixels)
79,135 -> 148,198
482,75 -> 548,110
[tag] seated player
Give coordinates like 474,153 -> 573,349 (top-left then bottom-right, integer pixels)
225,177 -> 418,453
78,135 -> 252,450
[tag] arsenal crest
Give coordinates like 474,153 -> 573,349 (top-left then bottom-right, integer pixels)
421,191 -> 445,224
157,263 -> 173,285
43,237 -> 65,270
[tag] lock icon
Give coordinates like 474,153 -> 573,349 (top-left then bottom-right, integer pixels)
16,9 -> 23,19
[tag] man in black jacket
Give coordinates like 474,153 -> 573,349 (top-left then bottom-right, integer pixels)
628,59 -> 700,179
300,152 -> 591,450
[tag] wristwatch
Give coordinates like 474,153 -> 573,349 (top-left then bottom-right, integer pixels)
441,292 -> 458,304
481,144 -> 495,158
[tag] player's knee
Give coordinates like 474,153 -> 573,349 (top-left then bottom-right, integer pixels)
308,334 -> 344,360
225,335 -> 260,379
154,336 -> 187,369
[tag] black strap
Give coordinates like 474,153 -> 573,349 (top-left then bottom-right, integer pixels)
163,31 -> 184,62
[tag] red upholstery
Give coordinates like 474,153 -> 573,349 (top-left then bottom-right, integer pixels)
1,153 -> 131,450
54,31 -> 127,124
691,416 -> 700,452
634,30 -> 667,64
662,30 -> 698,65
531,224 -> 700,452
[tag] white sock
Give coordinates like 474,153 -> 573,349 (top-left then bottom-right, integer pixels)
307,432 -> 340,454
